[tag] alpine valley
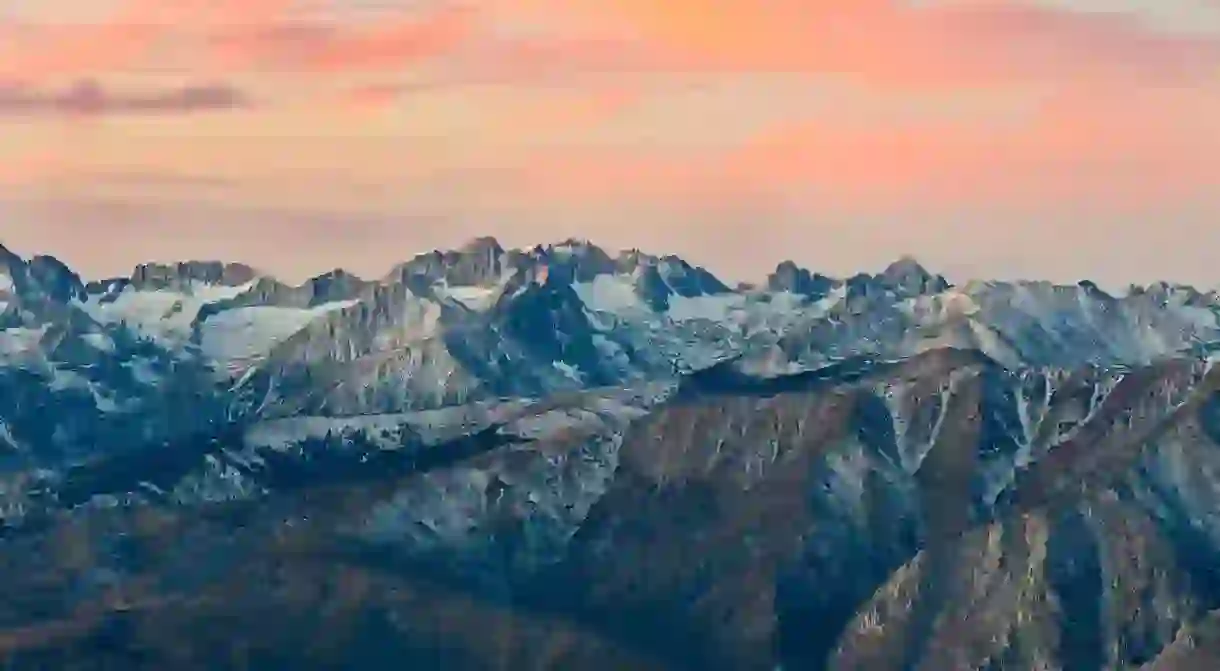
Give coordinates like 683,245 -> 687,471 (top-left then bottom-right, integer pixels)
4,236 -> 1220,670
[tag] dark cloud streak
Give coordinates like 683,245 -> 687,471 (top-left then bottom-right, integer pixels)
0,79 -> 251,117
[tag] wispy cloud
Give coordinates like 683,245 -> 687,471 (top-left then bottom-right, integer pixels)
205,4 -> 481,74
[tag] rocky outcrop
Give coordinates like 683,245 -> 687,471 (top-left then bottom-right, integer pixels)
766,260 -> 836,297
129,261 -> 258,291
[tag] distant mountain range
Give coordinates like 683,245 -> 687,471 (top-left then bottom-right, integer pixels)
3,236 -> 1220,669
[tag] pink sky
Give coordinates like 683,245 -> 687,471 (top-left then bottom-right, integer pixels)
2,0 -> 1220,287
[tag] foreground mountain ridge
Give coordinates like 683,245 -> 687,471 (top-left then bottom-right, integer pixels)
4,236 -> 1220,669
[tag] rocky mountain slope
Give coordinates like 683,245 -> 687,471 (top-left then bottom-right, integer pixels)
4,237 -> 1220,669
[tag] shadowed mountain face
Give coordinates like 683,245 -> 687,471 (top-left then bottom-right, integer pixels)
5,238 -> 1220,668
2,347 -> 1220,669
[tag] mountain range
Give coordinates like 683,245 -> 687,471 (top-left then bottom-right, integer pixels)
3,236 -> 1220,669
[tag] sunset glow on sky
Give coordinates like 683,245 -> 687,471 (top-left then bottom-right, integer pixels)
2,0 -> 1219,286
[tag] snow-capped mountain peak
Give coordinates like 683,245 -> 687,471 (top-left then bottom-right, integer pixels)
4,235 -> 1220,469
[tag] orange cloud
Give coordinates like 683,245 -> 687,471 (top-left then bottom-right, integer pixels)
9,0 -> 1214,100
0,0 -> 168,83
0,0 -> 304,83
7,0 -> 1220,89
308,6 -> 478,73
495,79 -> 1220,210
492,0 -> 1220,86
734,83 -> 1220,203
336,79 -> 643,148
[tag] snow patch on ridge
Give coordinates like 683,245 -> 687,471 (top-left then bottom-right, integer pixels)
199,300 -> 358,369
0,327 -> 46,366
82,281 -> 255,346
573,275 -> 644,314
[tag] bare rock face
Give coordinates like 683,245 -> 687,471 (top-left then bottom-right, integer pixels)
387,236 -> 514,287
0,249 -> 87,322
858,255 -> 951,299
211,270 -> 369,311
